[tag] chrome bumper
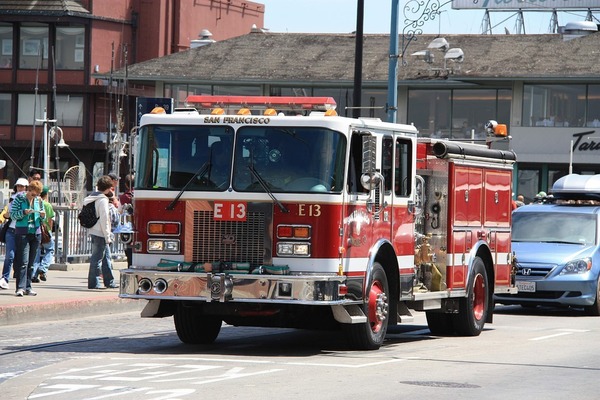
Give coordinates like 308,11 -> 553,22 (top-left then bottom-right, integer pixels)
119,269 -> 357,305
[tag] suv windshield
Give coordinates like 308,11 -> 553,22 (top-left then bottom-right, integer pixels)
512,212 -> 597,245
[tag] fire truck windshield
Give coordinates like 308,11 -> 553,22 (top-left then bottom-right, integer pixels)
137,124 -> 346,193
232,126 -> 345,193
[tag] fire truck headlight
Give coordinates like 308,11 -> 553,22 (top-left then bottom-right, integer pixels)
293,243 -> 310,256
277,242 -> 311,257
277,243 -> 294,255
559,258 -> 591,275
147,239 -> 180,253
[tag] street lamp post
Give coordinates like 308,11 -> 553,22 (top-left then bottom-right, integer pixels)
36,109 -> 57,186
49,125 -> 69,205
387,0 -> 452,123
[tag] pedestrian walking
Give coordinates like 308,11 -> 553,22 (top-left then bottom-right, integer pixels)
32,186 -> 55,282
28,168 -> 42,182
84,175 -> 117,289
0,177 -> 29,290
11,180 -> 45,297
119,174 -> 134,267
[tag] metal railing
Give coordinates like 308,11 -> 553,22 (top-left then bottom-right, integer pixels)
0,206 -> 127,263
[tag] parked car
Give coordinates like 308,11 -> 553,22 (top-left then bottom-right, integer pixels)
495,174 -> 600,315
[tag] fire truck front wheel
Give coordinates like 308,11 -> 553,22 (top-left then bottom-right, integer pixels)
453,256 -> 489,336
174,303 -> 222,345
344,262 -> 389,350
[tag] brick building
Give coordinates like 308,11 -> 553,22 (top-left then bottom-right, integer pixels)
0,0 -> 264,188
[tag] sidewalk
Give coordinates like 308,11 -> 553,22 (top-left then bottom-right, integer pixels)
0,262 -> 146,326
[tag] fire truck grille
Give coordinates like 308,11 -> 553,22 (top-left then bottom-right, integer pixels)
192,210 -> 266,268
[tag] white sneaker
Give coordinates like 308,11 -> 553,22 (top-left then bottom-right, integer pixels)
0,278 -> 8,290
15,289 -> 24,297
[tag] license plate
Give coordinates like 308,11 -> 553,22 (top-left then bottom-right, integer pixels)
516,281 -> 536,293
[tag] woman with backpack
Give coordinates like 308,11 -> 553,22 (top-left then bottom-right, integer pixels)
10,180 -> 45,296
0,178 -> 29,290
82,175 -> 117,290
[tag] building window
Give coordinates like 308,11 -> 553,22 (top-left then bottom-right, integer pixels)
212,85 -> 261,96
522,84 -> 585,127
19,23 -> 48,69
55,95 -> 83,126
17,94 -> 47,125
407,89 -> 451,137
0,93 -> 11,124
408,89 -> 510,139
56,26 -> 85,70
586,85 -> 600,127
452,89 -> 511,140
164,84 -> 211,107
0,23 -> 13,68
517,168 -> 540,204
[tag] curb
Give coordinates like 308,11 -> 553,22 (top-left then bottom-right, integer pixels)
0,297 -> 146,326
50,262 -> 129,272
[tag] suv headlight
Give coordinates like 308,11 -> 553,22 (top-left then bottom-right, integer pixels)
559,258 -> 591,275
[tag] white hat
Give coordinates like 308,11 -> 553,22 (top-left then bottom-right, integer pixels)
15,178 -> 29,187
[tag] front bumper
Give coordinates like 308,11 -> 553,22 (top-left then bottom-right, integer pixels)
495,278 -> 597,307
119,269 -> 360,305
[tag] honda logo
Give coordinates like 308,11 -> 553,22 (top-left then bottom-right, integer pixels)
519,268 -> 532,276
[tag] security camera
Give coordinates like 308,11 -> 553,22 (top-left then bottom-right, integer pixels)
427,37 -> 449,52
444,48 -> 464,63
411,50 -> 434,64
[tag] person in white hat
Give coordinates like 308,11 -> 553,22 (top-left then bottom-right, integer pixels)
0,177 -> 29,290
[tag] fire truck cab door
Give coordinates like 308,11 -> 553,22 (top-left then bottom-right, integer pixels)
363,134 -> 414,243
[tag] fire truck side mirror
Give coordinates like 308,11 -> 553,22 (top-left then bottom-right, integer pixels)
360,172 -> 382,191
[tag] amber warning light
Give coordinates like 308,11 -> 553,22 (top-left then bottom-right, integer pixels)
485,120 -> 508,137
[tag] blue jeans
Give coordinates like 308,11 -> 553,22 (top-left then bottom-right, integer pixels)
33,236 -> 55,276
14,233 -> 40,292
1,227 -> 15,282
88,235 -> 115,289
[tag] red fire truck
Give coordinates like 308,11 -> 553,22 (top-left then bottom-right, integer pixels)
119,95 -> 517,350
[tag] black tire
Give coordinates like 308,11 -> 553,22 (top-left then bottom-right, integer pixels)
426,311 -> 455,335
345,262 -> 389,350
453,256 -> 489,336
584,276 -> 600,316
174,303 -> 222,344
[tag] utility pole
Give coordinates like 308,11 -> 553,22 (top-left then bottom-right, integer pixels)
387,0 -> 400,123
352,0 -> 364,119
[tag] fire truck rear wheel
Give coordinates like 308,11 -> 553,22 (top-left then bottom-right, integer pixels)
425,311 -> 455,335
453,256 -> 489,336
174,303 -> 222,344
345,262 -> 389,350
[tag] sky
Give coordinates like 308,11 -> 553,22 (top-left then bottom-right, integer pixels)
259,0 -> 594,35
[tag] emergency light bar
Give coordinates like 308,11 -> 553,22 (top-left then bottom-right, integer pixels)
185,95 -> 337,112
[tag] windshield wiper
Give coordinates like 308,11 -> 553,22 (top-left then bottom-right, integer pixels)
166,161 -> 210,211
247,164 -> 289,213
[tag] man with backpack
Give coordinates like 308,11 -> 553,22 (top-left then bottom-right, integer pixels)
82,175 -> 118,289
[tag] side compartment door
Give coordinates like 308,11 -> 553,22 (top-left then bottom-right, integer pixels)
449,165 -> 482,289
484,169 -> 513,288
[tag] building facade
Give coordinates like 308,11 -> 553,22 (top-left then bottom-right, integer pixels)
0,0 -> 264,189
108,29 -> 600,201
